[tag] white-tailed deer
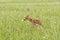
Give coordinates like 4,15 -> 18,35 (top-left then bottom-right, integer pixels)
23,15 -> 43,29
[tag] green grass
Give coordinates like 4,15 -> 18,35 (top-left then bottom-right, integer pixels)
0,0 -> 60,3
0,3 -> 60,40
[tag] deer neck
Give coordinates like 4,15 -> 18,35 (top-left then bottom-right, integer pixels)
27,18 -> 33,22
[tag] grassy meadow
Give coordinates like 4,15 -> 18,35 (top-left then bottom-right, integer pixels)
0,0 -> 60,3
0,0 -> 60,40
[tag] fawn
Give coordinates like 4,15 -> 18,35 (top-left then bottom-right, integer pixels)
23,15 -> 43,29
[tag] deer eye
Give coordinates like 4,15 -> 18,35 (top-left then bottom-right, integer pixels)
24,19 -> 25,21
24,18 -> 27,20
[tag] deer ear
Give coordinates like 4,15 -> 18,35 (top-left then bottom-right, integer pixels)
26,15 -> 29,17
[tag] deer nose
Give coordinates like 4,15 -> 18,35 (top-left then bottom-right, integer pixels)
24,18 -> 26,21
22,18 -> 25,21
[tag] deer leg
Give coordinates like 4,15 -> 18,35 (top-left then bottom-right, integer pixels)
36,24 -> 43,30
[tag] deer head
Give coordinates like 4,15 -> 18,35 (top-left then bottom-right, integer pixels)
24,15 -> 29,21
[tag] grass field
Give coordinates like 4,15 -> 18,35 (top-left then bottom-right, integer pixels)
0,0 -> 60,3
0,0 -> 60,40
